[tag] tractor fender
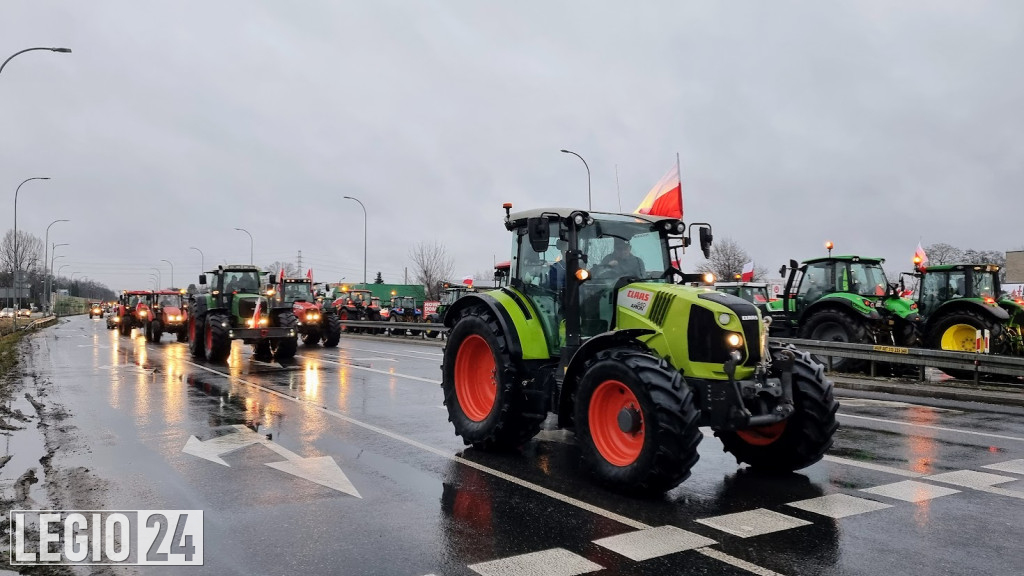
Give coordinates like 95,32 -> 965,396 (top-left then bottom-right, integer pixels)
557,328 -> 657,428
798,298 -> 880,325
925,299 -> 1009,333
444,292 -> 525,360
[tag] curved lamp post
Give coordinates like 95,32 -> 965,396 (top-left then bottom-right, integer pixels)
13,177 -> 49,323
43,220 -> 68,312
559,149 -> 592,211
149,267 -> 162,289
161,259 -> 174,289
342,196 -> 367,285
0,47 -> 72,78
234,228 -> 253,265
190,246 -> 205,272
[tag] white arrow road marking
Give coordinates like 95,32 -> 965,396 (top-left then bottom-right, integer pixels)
182,424 -> 361,497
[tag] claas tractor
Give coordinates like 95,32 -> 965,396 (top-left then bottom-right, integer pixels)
910,263 -> 1023,366
273,278 -> 341,347
187,265 -> 298,362
387,295 -> 422,336
115,290 -> 154,336
766,248 -> 921,371
441,205 -> 838,494
142,290 -> 189,343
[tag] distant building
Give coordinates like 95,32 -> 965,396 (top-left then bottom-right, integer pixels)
1007,250 -> 1024,283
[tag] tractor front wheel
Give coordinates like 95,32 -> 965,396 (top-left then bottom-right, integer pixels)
442,308 -> 543,450
271,312 -> 298,360
302,329 -> 321,346
390,314 -> 405,336
716,346 -> 839,471
575,348 -> 702,494
188,315 -> 206,359
322,313 -> 341,348
151,320 -> 163,343
799,309 -> 870,372
204,313 -> 232,362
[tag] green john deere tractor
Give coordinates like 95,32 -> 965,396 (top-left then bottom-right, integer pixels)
187,265 -> 298,362
441,205 -> 838,494
766,253 -> 921,371
910,264 -> 1024,365
714,282 -> 772,314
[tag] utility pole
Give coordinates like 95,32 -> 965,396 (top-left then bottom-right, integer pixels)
297,250 -> 303,274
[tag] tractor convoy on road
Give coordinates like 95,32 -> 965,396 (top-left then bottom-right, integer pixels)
94,204 -> 1020,494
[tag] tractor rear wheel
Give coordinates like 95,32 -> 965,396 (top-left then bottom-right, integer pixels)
799,309 -> 870,372
188,314 -> 206,359
574,348 -> 702,494
322,313 -> 341,347
927,308 -> 1007,379
204,313 -> 231,362
716,346 -> 839,471
442,307 -> 543,450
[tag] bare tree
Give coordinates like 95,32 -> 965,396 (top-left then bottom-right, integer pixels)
1,229 -> 44,274
410,240 -> 454,299
694,237 -> 767,281
923,243 -> 963,265
264,261 -> 300,278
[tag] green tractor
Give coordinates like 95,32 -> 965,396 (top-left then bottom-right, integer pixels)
766,252 -> 921,371
187,265 -> 298,362
910,263 -> 1023,363
714,282 -> 772,314
441,205 -> 838,494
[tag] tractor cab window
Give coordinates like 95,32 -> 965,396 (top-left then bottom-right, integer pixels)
511,220 -> 564,353
844,262 -> 887,297
948,271 -> 968,298
798,262 -> 831,305
283,282 -> 310,302
972,271 -> 996,299
741,286 -> 769,304
128,295 -> 141,307
919,271 -> 948,316
157,295 -> 179,307
224,271 -> 260,293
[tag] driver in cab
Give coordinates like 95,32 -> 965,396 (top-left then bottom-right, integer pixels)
600,238 -> 645,279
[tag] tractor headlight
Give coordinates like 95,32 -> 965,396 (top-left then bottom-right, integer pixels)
718,313 -> 731,326
703,273 -> 715,284
113,317 -> 120,323
259,317 -> 269,326
726,332 -> 743,348
247,319 -> 254,328
140,311 -> 147,317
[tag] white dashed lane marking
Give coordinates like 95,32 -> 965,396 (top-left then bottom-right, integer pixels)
837,413 -> 1024,443
786,493 -> 893,519
924,470 -> 1016,489
697,509 -> 812,538
861,480 -> 960,502
468,548 -> 603,576
592,525 -> 716,561
982,459 -> 1024,475
821,455 -> 925,478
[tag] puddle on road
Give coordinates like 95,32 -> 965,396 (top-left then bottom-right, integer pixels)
0,394 -> 48,504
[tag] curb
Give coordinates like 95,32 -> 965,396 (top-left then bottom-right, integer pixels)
830,376 -> 1024,408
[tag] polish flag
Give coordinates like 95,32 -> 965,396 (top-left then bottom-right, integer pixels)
462,275 -> 474,286
914,243 -> 929,268
740,261 -> 755,282
253,298 -> 262,325
634,163 -> 682,219
279,268 -> 285,283
306,268 -> 314,292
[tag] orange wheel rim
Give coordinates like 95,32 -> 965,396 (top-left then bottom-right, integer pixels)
736,420 -> 787,446
588,380 -> 644,466
454,334 -> 497,422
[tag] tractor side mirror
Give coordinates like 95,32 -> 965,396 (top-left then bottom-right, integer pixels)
199,274 -> 207,285
779,265 -> 787,278
699,227 -> 713,259
527,217 -> 551,253
267,274 -> 277,286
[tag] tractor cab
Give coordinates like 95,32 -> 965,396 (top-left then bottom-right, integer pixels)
277,278 -> 314,304
715,282 -> 771,313
493,261 -> 511,288
197,265 -> 271,325
390,295 -> 419,316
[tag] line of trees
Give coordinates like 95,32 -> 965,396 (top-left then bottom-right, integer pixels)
1,229 -> 115,305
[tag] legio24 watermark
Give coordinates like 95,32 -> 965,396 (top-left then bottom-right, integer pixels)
9,510 -> 203,566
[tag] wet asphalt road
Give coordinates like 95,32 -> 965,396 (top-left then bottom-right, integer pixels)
14,315 -> 1024,575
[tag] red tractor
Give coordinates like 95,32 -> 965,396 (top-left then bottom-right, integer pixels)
274,278 -> 341,347
115,290 -> 154,336
332,287 -> 383,334
142,290 -> 189,343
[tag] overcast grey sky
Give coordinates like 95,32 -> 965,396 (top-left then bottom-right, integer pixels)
4,1 -> 1023,291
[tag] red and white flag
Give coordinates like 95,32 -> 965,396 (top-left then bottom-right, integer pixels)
279,268 -> 285,283
306,268 -> 314,292
634,163 -> 682,219
253,298 -> 262,325
462,275 -> 474,287
740,261 -> 755,282
914,243 -> 928,267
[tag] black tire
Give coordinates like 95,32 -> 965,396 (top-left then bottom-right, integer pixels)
188,313 -> 206,359
390,314 -> 405,336
302,329 -> 321,346
716,346 -> 839,471
574,348 -> 703,494
799,309 -> 870,372
927,308 -> 1008,379
253,340 -> 272,360
176,329 -> 187,343
441,307 -> 544,450
204,313 -> 232,362
338,308 -> 353,333
322,313 -> 341,348
271,311 -> 298,360
152,321 -> 163,343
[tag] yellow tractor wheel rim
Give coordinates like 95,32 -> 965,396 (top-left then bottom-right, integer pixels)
941,323 -> 980,351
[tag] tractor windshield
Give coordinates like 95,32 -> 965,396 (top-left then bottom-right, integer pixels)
157,295 -> 180,307
973,271 -> 996,299
579,220 -> 668,282
840,262 -> 888,297
282,282 -> 311,302
224,270 -> 260,293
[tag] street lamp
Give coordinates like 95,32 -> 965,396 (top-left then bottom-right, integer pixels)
148,274 -> 159,290
149,267 -> 162,288
189,246 -> 205,272
234,228 -> 253,265
43,219 -> 69,312
161,259 -> 174,289
343,196 -> 367,285
55,264 -> 70,317
13,177 -> 49,324
560,149 -> 592,211
0,47 -> 72,78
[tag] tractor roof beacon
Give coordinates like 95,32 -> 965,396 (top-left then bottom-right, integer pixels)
441,205 -> 839,495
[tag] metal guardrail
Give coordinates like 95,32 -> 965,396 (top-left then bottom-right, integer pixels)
338,320 -> 446,331
772,337 -> 1024,383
